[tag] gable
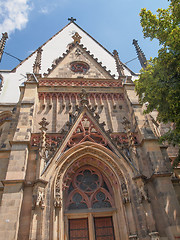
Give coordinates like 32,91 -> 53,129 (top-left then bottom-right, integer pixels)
46,44 -> 114,79
67,113 -> 108,147
59,108 -> 114,154
0,22 -> 139,104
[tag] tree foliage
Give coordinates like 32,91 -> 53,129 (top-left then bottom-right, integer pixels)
135,0 -> 180,166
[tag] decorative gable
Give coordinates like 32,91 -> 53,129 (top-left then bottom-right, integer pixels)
67,113 -> 107,147
45,43 -> 114,79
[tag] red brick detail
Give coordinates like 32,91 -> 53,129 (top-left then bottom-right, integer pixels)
31,133 -> 63,147
39,79 -> 122,87
67,114 -> 107,147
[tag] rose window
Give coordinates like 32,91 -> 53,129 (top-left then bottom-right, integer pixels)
70,61 -> 89,74
65,166 -> 114,210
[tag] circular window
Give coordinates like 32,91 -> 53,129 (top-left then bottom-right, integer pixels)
70,61 -> 89,74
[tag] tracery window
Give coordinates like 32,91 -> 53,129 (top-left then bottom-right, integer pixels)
70,61 -> 89,74
65,165 -> 116,240
66,166 -> 114,210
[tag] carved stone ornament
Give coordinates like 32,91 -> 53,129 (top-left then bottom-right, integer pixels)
32,185 -> 45,209
54,193 -> 62,208
79,89 -> 89,106
129,235 -> 138,240
135,178 -> 149,204
54,172 -> 62,208
72,32 -> 82,44
149,232 -> 160,240
121,182 -> 130,204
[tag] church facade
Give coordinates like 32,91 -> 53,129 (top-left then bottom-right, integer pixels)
0,20 -> 180,240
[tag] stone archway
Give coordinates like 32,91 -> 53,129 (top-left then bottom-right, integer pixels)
51,142 -> 137,240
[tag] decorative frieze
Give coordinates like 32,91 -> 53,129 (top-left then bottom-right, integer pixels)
39,78 -> 122,87
39,92 -> 124,103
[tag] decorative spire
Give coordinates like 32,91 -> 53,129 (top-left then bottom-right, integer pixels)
39,117 -> 49,164
113,50 -> 124,78
132,39 -> 147,69
0,32 -> 8,62
33,47 -> 43,74
68,17 -> 76,23
72,32 -> 82,44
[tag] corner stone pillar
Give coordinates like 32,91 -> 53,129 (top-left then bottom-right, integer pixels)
0,78 -> 38,240
124,82 -> 180,239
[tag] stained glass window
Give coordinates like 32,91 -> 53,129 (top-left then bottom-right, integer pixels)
66,166 -> 114,210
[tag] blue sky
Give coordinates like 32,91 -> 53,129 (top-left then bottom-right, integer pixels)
0,0 -> 169,73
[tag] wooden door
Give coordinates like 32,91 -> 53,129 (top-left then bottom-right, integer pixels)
94,217 -> 115,240
69,218 -> 89,240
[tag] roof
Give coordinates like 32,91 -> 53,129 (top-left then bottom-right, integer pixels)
0,21 -> 138,103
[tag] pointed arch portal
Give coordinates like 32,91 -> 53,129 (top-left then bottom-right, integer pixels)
51,142 -> 136,240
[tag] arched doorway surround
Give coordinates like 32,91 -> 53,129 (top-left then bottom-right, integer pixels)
50,142 -> 137,240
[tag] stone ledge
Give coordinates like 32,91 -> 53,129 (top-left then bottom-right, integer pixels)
148,172 -> 172,181
1,179 -> 24,185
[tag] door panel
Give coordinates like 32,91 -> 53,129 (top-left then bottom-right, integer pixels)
69,218 -> 89,240
94,217 -> 115,240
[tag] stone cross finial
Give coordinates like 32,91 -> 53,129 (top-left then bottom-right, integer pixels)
113,49 -> 124,77
72,32 -> 82,44
132,39 -> 147,69
33,47 -> 43,74
0,32 -> 8,62
68,17 -> 76,22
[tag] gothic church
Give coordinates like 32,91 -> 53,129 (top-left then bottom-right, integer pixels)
0,19 -> 180,240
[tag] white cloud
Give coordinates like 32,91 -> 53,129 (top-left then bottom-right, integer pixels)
39,7 -> 49,15
0,0 -> 32,35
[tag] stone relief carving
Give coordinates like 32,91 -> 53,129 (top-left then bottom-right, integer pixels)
134,178 -> 150,204
32,185 -> 45,209
121,182 -> 130,204
149,232 -> 160,240
54,193 -> 62,208
129,235 -> 138,240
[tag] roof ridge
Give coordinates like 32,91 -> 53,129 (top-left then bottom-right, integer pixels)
11,22 -> 72,72
72,22 -> 114,57
11,21 -> 116,73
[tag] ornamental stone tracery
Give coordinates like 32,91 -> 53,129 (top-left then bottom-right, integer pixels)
65,166 -> 114,210
54,152 -> 130,211
70,61 -> 89,74
38,79 -> 122,87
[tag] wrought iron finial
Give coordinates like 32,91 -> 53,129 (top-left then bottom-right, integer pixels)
113,49 -> 124,78
68,17 -> 76,23
0,32 -> 8,62
132,39 -> 147,69
33,47 -> 43,74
